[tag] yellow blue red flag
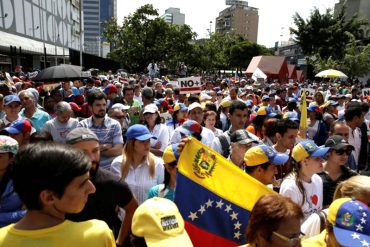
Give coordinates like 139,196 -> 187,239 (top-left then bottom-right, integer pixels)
174,138 -> 275,247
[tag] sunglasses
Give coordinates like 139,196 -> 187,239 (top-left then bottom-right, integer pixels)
335,149 -> 352,155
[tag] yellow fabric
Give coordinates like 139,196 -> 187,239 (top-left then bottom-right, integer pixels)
0,220 -> 115,247
291,142 -> 309,162
178,138 -> 275,211
300,89 -> 307,138
244,146 -> 269,166
328,198 -> 352,225
301,229 -> 327,247
163,145 -> 176,164
257,107 -> 267,116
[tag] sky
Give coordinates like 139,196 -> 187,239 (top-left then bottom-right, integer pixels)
116,0 -> 339,48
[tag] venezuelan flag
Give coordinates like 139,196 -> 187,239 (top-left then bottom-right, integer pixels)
300,89 -> 308,139
174,138 -> 275,247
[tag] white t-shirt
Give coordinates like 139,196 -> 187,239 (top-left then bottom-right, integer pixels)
110,155 -> 164,205
170,125 -> 215,147
301,208 -> 329,238
280,174 -> 323,220
149,124 -> 169,152
307,120 -> 319,139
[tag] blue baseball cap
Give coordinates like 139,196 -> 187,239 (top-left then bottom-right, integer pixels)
126,124 -> 157,141
245,100 -> 253,107
262,95 -> 270,101
283,111 -> 299,121
244,145 -> 289,166
329,100 -> 339,106
173,103 -> 188,112
4,119 -> 32,135
292,140 -> 330,162
307,105 -> 320,112
4,95 -> 21,106
328,198 -> 370,247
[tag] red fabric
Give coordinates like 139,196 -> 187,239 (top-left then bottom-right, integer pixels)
185,222 -> 239,247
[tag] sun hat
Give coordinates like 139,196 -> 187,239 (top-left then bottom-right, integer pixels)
292,140 -> 330,162
127,124 -> 156,141
328,198 -> 370,247
0,135 -> 18,154
131,197 -> 193,247
244,145 -> 289,166
65,128 -> 99,144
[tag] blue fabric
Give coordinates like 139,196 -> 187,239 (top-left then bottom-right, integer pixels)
19,108 -> 51,132
313,120 -> 329,146
0,180 -> 26,227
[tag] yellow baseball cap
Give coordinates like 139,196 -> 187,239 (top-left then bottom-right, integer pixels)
244,145 -> 289,166
220,99 -> 232,108
291,140 -> 330,162
162,144 -> 179,164
131,197 -> 193,247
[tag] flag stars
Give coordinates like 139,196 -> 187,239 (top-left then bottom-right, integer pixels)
361,217 -> 367,224
352,232 -> 360,239
361,240 -> 370,247
230,211 -> 238,220
234,221 -> 242,230
216,199 -> 224,209
356,224 -> 364,232
188,211 -> 198,221
198,205 -> 206,215
234,231 -> 241,239
363,212 -> 368,218
225,204 -> 232,213
205,199 -> 214,208
359,206 -> 364,210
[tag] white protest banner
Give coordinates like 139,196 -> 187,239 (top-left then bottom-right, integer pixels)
305,88 -> 316,97
167,81 -> 179,87
362,88 -> 370,97
178,76 -> 202,94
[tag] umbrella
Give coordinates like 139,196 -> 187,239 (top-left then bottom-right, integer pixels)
33,64 -> 85,82
315,69 -> 348,79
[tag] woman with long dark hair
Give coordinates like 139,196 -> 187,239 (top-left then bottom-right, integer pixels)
166,103 -> 187,138
280,140 -> 329,220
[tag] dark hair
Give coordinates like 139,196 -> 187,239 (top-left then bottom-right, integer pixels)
87,90 -> 107,106
130,234 -> 147,247
329,120 -> 347,134
12,143 -> 91,210
287,101 -> 297,111
188,95 -> 200,104
244,162 -> 270,175
245,194 -> 304,243
229,100 -> 248,115
263,118 -> 277,139
344,104 -> 362,122
275,119 -> 299,136
361,102 -> 369,113
123,86 -> 134,96
29,131 -> 54,143
143,112 -> 161,126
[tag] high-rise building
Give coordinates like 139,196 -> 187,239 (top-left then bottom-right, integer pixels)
0,0 -> 82,70
215,0 -> 258,42
161,8 -> 185,25
334,0 -> 370,38
83,0 -> 117,57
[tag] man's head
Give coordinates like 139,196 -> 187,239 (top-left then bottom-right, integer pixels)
344,102 -> 364,128
188,102 -> 203,124
103,84 -> 118,100
228,101 -> 249,130
55,101 -> 72,124
18,90 -> 36,109
12,143 -> 95,213
330,121 -> 350,141
275,119 -> 299,150
66,128 -> 100,177
123,86 -> 134,103
108,107 -> 127,128
244,145 -> 289,185
87,90 -> 107,119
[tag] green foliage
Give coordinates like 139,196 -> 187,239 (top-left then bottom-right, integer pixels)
291,7 -> 368,60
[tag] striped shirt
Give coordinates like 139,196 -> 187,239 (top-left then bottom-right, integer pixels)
77,116 -> 123,169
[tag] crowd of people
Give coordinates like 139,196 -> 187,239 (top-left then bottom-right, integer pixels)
0,71 -> 369,247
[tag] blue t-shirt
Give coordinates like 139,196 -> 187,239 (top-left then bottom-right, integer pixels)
148,184 -> 174,201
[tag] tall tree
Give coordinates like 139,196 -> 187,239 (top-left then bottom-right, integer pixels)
290,7 -> 367,60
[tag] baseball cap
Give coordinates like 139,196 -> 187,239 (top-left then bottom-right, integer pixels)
66,127 -> 99,144
131,197 -> 193,247
200,93 -> 212,101
0,135 -> 18,154
69,102 -> 81,112
4,95 -> 21,106
262,95 -> 270,101
307,105 -> 320,112
187,102 -> 202,112
178,120 -> 202,136
111,103 -> 130,111
4,119 -> 32,135
325,135 -> 354,151
163,144 -> 180,164
143,104 -> 159,114
292,140 -> 330,162
220,100 -> 232,108
173,103 -> 187,112
127,124 -> 156,141
283,111 -> 299,121
328,198 -> 370,247
103,84 -> 117,94
245,100 -> 253,107
230,130 -> 254,145
244,145 -> 289,166
257,106 -> 277,118
246,86 -> 253,90
329,100 -> 339,106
